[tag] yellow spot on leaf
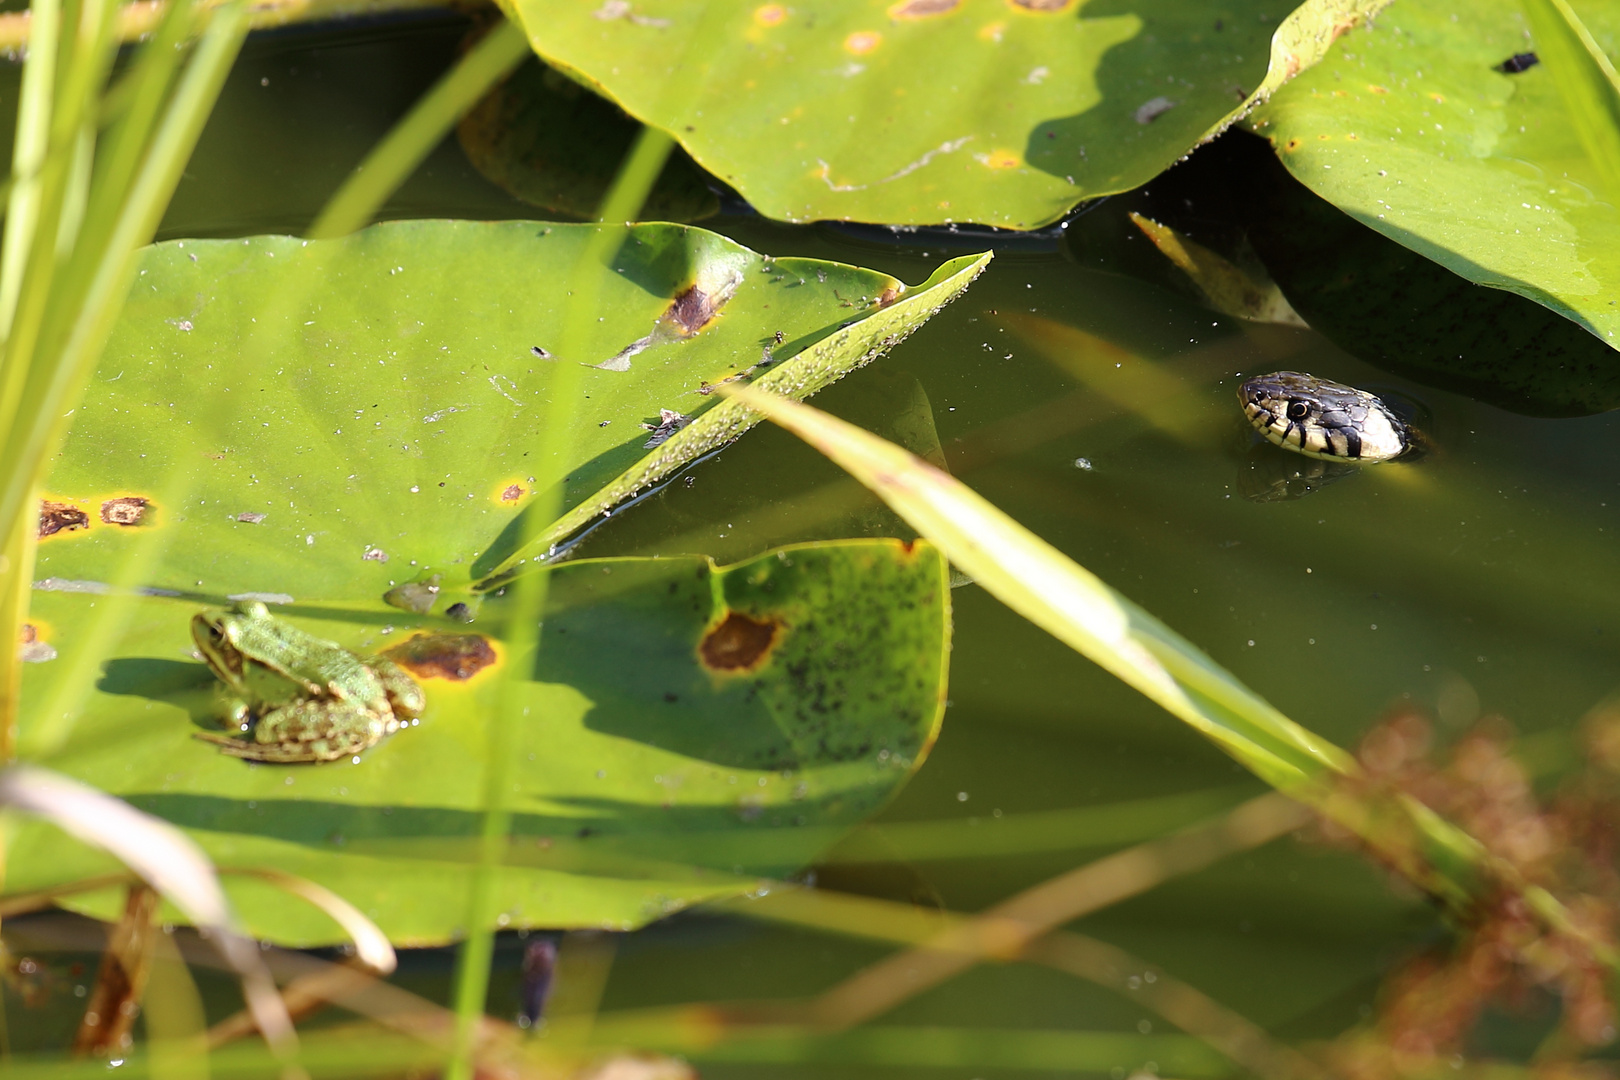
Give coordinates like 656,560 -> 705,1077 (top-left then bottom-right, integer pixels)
1285,137 -> 1302,151
493,480 -> 529,504
1368,84 -> 1388,94
844,30 -> 882,54
754,2 -> 786,25
978,149 -> 1021,169
1430,92 -> 1445,103
977,20 -> 1005,41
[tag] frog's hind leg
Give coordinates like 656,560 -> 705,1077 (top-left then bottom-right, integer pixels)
196,701 -> 396,763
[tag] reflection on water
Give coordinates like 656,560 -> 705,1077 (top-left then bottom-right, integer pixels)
1235,443 -> 1360,503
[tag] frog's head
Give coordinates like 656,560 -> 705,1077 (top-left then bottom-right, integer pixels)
191,602 -> 269,687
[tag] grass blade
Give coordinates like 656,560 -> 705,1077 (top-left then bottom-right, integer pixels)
720,383 -> 1350,792
0,0 -> 250,555
443,122 -> 678,1080
721,383 -> 1615,968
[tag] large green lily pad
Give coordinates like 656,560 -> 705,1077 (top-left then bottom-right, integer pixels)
1247,0 -> 1620,357
10,220 -> 970,945
16,541 -> 948,946
508,0 -> 1383,228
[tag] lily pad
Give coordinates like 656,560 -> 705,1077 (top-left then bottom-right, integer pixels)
9,219 -> 972,945
1246,0 -> 1620,359
507,0 -> 1387,228
16,541 -> 949,945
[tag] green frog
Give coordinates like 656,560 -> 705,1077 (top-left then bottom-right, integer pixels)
191,601 -> 425,763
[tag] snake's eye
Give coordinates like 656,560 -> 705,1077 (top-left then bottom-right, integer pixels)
1286,400 -> 1310,421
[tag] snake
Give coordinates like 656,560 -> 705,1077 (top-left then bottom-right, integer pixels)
1237,371 -> 1411,463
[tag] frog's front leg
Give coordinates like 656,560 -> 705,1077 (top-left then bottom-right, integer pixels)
196,700 -> 395,763
368,657 -> 425,721
215,694 -> 252,733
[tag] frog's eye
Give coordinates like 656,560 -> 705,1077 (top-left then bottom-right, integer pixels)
1286,400 -> 1310,421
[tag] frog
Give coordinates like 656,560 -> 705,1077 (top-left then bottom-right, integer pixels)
191,601 -> 426,763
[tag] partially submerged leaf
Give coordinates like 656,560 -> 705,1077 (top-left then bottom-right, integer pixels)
1126,212 -> 1305,326
506,0 -> 1386,228
458,53 -> 720,222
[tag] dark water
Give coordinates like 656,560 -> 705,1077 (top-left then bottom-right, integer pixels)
7,15 -> 1620,1075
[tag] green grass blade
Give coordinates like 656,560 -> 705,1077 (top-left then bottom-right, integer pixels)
1520,0 -> 1620,202
0,0 -> 64,755
306,18 -> 531,239
76,0 -> 197,263
721,384 -> 1617,969
0,0 -> 60,342
442,121 -> 677,1080
721,383 -> 1350,792
0,0 -> 251,551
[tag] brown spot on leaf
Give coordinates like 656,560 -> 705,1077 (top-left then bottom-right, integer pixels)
665,283 -> 726,337
501,484 -> 526,502
889,0 -> 958,17
1008,0 -> 1072,12
877,285 -> 903,307
384,632 -> 497,681
39,501 -> 89,539
100,497 -> 150,526
699,610 -> 781,672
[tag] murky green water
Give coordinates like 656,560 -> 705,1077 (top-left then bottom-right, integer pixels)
8,14 -> 1620,1074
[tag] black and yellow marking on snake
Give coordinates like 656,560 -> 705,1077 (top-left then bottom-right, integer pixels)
1238,371 -> 1409,463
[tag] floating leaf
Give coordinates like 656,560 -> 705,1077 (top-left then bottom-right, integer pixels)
16,539 -> 948,945
1247,0 -> 1620,364
28,220 -> 978,601
506,0 -> 1388,228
